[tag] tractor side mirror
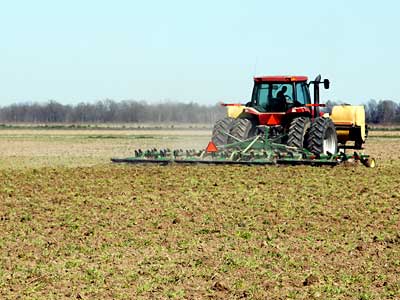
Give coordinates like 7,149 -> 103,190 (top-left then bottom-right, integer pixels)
323,79 -> 330,89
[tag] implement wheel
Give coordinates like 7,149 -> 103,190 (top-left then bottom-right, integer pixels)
211,117 -> 234,146
354,138 -> 363,150
228,118 -> 257,143
287,117 -> 311,149
362,157 -> 376,168
307,117 -> 338,155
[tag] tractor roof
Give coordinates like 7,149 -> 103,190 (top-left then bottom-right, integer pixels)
254,76 -> 308,83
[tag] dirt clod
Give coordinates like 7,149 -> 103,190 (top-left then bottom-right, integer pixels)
303,275 -> 319,286
212,281 -> 229,292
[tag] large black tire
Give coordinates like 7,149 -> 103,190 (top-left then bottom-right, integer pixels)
287,117 -> 311,149
307,117 -> 338,155
211,117 -> 234,146
228,118 -> 257,143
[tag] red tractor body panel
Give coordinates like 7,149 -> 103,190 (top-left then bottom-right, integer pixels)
244,106 -> 312,126
259,113 -> 286,126
245,107 -> 285,125
254,76 -> 308,83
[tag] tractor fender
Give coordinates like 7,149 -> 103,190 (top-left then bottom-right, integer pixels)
285,107 -> 312,115
283,107 -> 312,125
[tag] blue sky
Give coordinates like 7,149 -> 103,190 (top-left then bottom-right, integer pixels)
0,0 -> 399,105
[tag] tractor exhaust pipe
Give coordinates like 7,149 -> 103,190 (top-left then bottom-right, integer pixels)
310,75 -> 330,118
313,75 -> 321,117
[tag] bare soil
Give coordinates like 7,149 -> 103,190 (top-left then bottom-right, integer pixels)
0,129 -> 399,299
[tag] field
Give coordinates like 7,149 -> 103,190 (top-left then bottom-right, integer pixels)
0,128 -> 399,299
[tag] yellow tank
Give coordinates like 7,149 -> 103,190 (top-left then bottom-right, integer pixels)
226,105 -> 245,118
330,105 -> 366,147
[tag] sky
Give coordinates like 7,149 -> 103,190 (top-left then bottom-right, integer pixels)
0,0 -> 399,106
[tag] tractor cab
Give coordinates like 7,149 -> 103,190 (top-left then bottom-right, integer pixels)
249,76 -> 311,113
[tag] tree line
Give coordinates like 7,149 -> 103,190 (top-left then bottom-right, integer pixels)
0,100 -> 226,124
0,99 -> 399,124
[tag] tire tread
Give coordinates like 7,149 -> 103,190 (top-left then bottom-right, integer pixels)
211,117 -> 234,146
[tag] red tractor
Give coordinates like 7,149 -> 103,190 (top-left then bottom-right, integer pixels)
212,75 -> 367,155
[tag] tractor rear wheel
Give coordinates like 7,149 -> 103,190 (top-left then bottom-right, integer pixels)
228,118 -> 257,143
307,117 -> 338,155
287,117 -> 311,149
211,117 -> 234,146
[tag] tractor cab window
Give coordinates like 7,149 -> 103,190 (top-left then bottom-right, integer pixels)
295,82 -> 311,106
251,83 -> 294,112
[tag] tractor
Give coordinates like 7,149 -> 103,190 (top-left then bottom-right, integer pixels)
212,75 -> 367,155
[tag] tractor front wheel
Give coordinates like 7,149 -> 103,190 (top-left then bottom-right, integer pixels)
287,117 -> 311,149
307,117 -> 338,155
211,117 -> 234,146
228,118 -> 257,143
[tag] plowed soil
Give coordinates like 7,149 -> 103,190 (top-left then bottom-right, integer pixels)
0,129 -> 399,299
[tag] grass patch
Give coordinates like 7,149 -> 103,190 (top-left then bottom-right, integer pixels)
87,135 -> 156,139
